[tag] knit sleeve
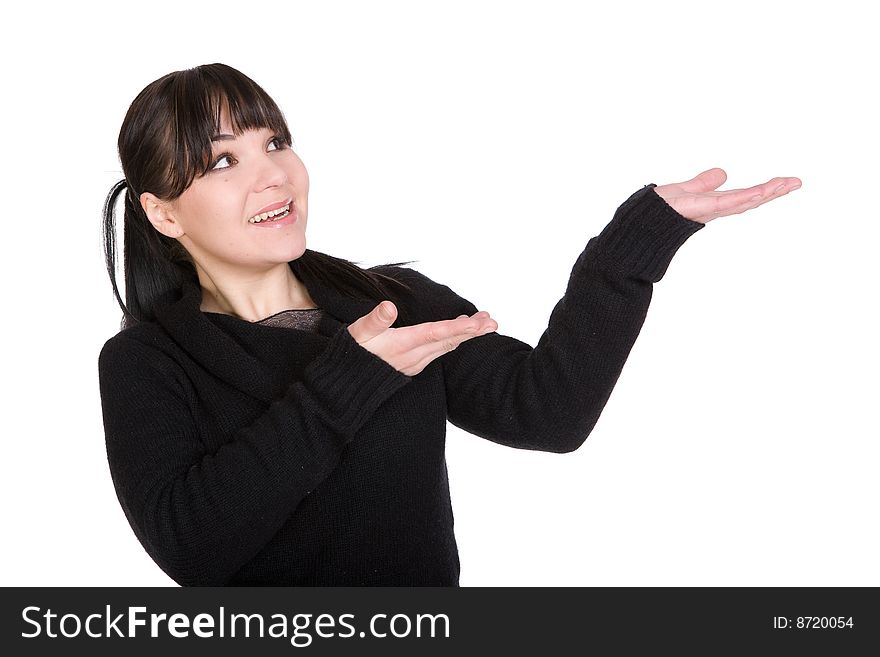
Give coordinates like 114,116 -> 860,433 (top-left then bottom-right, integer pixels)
405,184 -> 704,453
98,324 -> 411,586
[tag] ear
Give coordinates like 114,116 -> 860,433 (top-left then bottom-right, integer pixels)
140,192 -> 185,239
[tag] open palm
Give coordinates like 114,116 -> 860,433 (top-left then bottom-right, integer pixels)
653,168 -> 802,224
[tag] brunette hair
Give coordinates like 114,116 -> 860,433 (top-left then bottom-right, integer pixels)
102,63 -> 413,330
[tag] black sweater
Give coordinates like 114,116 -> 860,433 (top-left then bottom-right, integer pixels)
98,183 -> 703,586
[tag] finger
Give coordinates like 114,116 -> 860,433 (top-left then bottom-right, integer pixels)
403,316 -> 498,361
709,177 -> 801,216
389,316 -> 487,349
675,167 -> 727,194
406,326 -> 494,370
703,179 -> 800,222
717,176 -> 803,202
352,301 -> 397,342
421,315 -> 494,343
679,179 -> 767,222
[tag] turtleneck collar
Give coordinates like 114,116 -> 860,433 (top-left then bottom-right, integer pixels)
154,251 -> 386,404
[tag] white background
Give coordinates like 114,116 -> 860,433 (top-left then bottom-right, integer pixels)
2,0 -> 877,586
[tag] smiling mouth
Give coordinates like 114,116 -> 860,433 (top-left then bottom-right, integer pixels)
249,203 -> 291,224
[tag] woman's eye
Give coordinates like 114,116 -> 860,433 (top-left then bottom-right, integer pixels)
210,154 -> 234,171
208,137 -> 285,173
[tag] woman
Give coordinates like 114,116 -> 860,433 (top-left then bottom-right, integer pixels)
99,63 -> 800,586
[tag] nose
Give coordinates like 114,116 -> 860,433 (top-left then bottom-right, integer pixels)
254,152 -> 288,192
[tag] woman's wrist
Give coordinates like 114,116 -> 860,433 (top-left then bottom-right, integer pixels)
588,184 -> 705,283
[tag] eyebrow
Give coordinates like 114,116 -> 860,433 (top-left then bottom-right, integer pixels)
211,133 -> 235,142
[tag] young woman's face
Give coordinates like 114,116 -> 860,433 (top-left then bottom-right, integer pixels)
167,114 -> 309,276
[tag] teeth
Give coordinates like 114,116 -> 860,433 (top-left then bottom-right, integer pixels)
249,203 -> 291,223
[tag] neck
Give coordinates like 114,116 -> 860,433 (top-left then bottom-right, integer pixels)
195,261 -> 317,322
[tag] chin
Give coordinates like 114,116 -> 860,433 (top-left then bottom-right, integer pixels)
278,239 -> 308,263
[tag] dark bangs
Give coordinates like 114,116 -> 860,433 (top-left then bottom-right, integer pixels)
163,63 -> 293,198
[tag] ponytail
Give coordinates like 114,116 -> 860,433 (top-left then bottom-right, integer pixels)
102,179 -> 198,331
102,180 -> 130,330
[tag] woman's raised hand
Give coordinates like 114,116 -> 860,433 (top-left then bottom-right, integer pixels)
653,168 -> 802,224
348,301 -> 498,376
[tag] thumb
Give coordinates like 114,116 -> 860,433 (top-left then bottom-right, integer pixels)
678,167 -> 727,193
350,301 -> 397,342
377,300 -> 397,322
